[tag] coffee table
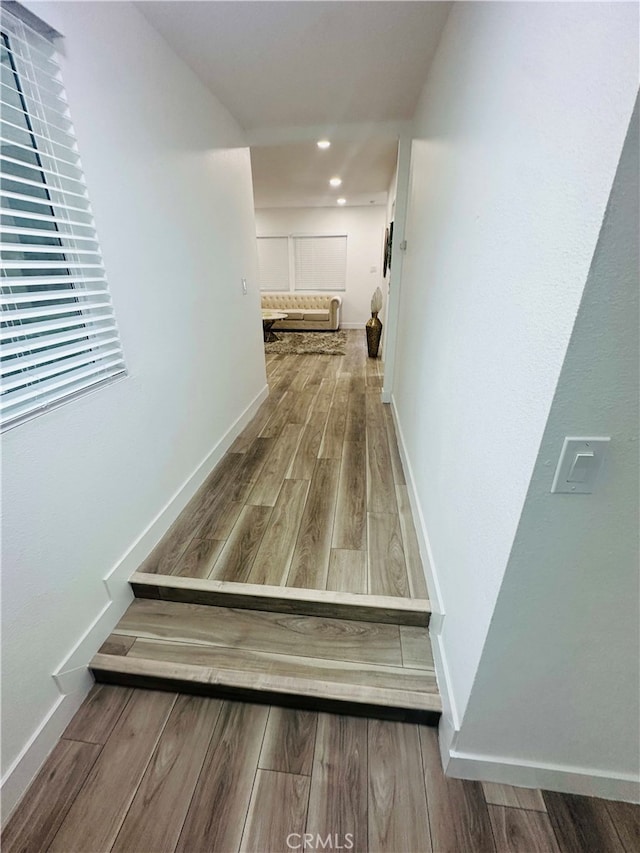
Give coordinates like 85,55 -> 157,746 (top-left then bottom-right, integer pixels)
261,309 -> 288,342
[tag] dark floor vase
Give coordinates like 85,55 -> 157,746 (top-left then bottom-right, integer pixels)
366,312 -> 383,358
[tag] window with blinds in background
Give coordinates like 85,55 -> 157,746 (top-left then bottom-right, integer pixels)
256,236 -> 289,292
1,5 -> 126,430
292,235 -> 347,292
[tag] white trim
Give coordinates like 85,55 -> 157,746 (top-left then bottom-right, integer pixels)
446,748 -> 640,805
340,322 -> 365,330
390,396 -> 445,623
0,687 -> 89,822
0,383 -> 269,821
389,393 -> 460,744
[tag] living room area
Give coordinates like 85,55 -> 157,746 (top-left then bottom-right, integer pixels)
251,136 -> 399,362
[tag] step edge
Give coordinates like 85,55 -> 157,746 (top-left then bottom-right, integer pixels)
130,572 -> 431,626
90,653 -> 443,714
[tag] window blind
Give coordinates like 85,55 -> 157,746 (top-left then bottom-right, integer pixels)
1,5 -> 126,429
256,236 -> 289,292
292,235 -> 347,292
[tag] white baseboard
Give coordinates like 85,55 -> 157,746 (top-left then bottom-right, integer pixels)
340,322 -> 366,330
0,686 -> 90,822
389,396 -> 445,627
1,384 -> 269,821
389,395 -> 459,741
446,747 -> 640,804
389,392 -> 639,805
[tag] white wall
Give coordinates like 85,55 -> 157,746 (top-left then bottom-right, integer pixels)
390,0 -> 638,789
1,0 -> 265,814
254,206 -> 386,326
453,101 -> 639,797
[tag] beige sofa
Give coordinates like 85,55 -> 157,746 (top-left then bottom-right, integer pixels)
261,293 -> 342,331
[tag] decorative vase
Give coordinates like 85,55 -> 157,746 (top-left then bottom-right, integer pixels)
366,311 -> 383,358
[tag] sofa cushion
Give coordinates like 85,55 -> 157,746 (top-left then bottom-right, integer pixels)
280,310 -> 305,320
303,309 -> 330,321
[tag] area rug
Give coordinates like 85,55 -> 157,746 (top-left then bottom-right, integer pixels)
264,330 -> 347,356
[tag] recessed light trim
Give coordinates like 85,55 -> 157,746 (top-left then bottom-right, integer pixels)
329,177 -> 342,187
337,198 -> 347,205
317,139 -> 331,149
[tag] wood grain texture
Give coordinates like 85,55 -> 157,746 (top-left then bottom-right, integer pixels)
319,390 -> 348,458
368,512 -> 409,597
543,790 -> 626,853
259,391 -> 293,438
368,719 -> 432,852
366,394 -> 397,514
240,770 -> 310,853
333,440 -> 367,550
49,690 -> 176,853
92,654 -> 440,722
111,695 -> 221,853
315,378 -> 336,412
196,499 -> 243,540
124,637 -> 438,694
208,504 -> 272,582
229,397 -> 280,453
420,726 -> 496,853
307,714 -> 368,852
1,739 -> 101,853
287,408 -> 330,480
247,479 -> 310,585
115,598 -> 405,667
396,484 -> 428,598
286,390 -> 316,425
287,457 -> 340,590
327,549 -> 367,594
384,404 -> 406,485
605,800 -> 640,852
259,707 -> 318,776
139,453 -> 244,574
62,683 -> 132,744
231,437 -> 277,499
132,572 -> 429,624
483,781 -> 547,812
400,625 -> 435,670
97,634 -> 135,656
248,423 -> 304,506
176,702 -> 268,853
345,392 -> 366,441
171,537 -> 224,579
489,805 -> 560,853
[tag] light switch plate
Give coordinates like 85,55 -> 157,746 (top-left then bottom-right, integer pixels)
551,436 -> 610,494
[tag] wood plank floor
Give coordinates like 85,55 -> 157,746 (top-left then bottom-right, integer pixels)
139,333 -> 425,598
4,685 -> 638,853
90,597 -> 441,720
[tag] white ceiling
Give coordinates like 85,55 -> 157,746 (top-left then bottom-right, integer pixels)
137,2 -> 451,131
251,138 -> 398,208
137,2 -> 450,207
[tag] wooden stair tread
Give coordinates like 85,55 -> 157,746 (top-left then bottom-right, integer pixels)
91,654 -> 442,715
100,635 -> 438,693
130,571 -> 431,626
112,599 -> 417,668
91,597 -> 441,723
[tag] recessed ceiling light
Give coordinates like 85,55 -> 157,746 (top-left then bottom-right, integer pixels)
337,198 -> 347,205
317,140 -> 331,149
329,177 -> 342,187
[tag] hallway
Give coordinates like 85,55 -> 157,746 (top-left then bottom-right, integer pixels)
3,684 -> 636,853
140,332 -> 427,600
